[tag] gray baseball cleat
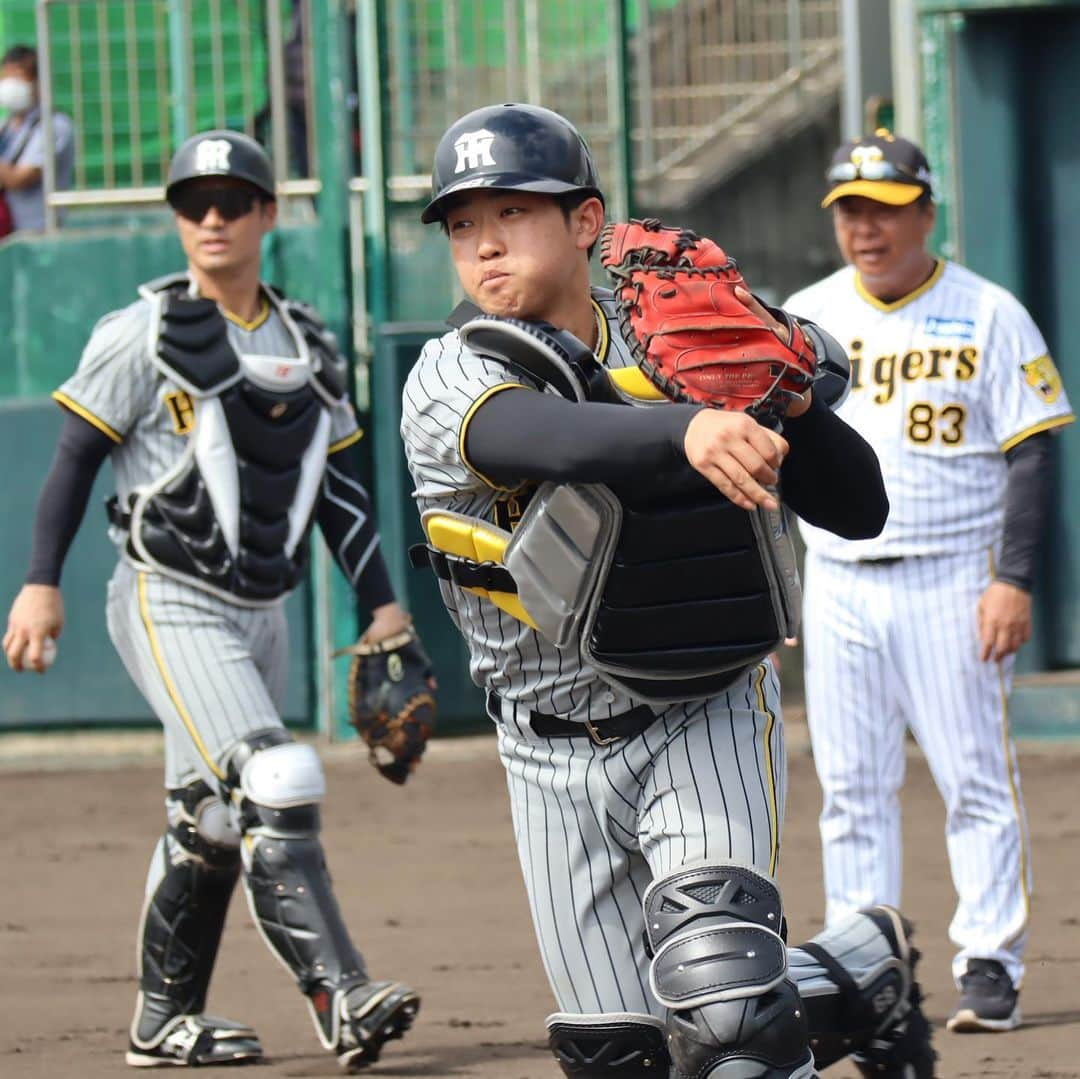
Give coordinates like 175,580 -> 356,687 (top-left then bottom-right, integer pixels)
306,979 -> 420,1072
125,1010 -> 263,1067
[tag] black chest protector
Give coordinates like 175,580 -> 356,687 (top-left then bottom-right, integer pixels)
412,306 -> 800,704
121,275 -> 347,604
583,486 -> 798,701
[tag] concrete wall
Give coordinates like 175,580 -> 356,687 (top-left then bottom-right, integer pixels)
637,109 -> 845,305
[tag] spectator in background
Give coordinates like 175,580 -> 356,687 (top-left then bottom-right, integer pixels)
0,44 -> 75,234
255,1 -> 362,178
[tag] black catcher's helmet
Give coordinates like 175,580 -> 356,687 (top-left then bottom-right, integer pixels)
165,129 -> 276,202
420,103 -> 603,224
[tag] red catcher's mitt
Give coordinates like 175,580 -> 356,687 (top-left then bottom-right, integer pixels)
342,628 -> 436,785
600,218 -> 817,425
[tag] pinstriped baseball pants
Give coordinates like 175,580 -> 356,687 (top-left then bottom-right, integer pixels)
106,560 -> 290,788
803,549 -> 1031,987
494,663 -> 787,1017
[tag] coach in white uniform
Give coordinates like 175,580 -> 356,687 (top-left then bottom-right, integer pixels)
785,131 -> 1075,1034
2,130 -> 420,1070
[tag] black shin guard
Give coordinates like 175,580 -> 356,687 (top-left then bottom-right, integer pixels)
547,1013 -> 669,1076
792,906 -> 935,1077
233,737 -> 418,1066
242,826 -> 367,992
129,783 -> 261,1065
133,833 -> 239,1040
644,864 -> 814,1079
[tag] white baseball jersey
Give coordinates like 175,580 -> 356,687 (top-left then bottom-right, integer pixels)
786,260 -> 1073,990
786,260 -> 1074,561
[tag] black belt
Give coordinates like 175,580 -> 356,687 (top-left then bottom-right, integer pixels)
487,691 -> 656,747
106,494 -> 132,530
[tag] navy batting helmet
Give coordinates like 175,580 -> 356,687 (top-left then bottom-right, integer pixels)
420,103 -> 603,224
165,129 -> 275,202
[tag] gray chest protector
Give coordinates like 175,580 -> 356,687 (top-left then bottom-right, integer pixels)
120,275 -> 347,604
417,311 -> 801,704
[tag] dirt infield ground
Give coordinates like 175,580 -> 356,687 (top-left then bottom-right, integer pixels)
3,726 -> 1079,1078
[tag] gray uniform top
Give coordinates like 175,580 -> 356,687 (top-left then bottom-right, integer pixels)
0,106 -> 75,231
55,284 -> 360,570
400,292 -> 652,722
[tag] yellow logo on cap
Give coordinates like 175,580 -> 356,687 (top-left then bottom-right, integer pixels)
1021,354 -> 1062,403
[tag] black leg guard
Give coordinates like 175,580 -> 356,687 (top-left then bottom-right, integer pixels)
233,737 -> 419,1070
644,864 -> 816,1079
127,781 -> 262,1067
791,906 -> 936,1077
546,1013 -> 669,1077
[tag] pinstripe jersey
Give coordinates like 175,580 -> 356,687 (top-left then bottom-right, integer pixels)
54,283 -> 360,568
56,280 -> 363,785
785,261 -> 1075,561
400,290 -> 647,722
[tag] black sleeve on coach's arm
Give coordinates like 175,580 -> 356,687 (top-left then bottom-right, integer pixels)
996,432 -> 1053,592
464,387 -> 702,492
25,410 -> 115,586
779,394 -> 889,540
316,446 -> 397,612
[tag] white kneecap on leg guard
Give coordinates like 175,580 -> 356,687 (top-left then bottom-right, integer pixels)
195,798 -> 242,848
240,742 -> 326,809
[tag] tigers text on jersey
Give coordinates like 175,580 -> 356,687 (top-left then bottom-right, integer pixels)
400,292 -> 647,721
785,260 -> 1074,560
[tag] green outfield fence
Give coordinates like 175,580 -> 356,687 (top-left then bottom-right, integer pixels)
4,0 -> 1077,737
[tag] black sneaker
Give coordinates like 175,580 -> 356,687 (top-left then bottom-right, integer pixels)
850,907 -> 938,1078
946,959 -> 1020,1033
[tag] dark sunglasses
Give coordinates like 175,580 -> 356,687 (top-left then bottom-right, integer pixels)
170,185 -> 261,223
826,159 -> 926,185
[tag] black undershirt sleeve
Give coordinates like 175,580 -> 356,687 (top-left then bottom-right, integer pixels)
25,410 -> 115,586
464,386 -> 889,538
464,387 -> 700,490
779,394 -> 889,539
317,445 -> 396,613
997,432 -> 1053,591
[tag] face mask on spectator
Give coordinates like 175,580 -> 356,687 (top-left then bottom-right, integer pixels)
0,77 -> 34,114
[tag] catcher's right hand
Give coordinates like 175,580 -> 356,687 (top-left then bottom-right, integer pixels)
340,628 -> 437,785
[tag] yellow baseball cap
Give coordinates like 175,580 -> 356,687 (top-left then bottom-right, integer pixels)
822,130 -> 934,208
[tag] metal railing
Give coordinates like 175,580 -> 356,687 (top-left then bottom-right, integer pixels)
30,0 -> 842,229
383,0 -> 632,223
631,0 -> 841,194
33,0 -> 318,229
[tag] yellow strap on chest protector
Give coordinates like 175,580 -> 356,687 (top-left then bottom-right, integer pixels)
422,512 -> 539,629
606,366 -> 668,401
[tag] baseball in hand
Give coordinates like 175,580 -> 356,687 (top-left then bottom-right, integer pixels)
21,637 -> 57,671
